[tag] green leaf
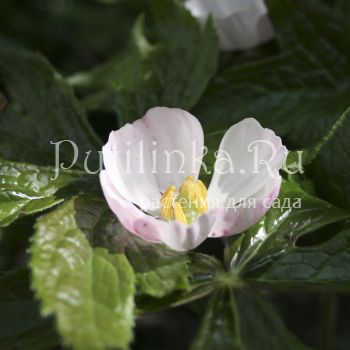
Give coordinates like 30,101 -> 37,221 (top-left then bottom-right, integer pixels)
69,15 -> 155,116
194,0 -> 350,149
190,288 -> 310,350
289,103 -> 350,168
0,0 -> 137,73
0,158 -> 82,227
307,105 -> 350,210
249,229 -> 350,292
283,105 -> 350,210
30,199 -> 136,350
135,260 -> 190,298
0,325 -> 59,350
228,180 -> 349,276
0,326 -> 59,350
137,252 -> 224,314
113,234 -> 192,299
74,195 -> 192,298
190,288 -> 243,350
235,291 -> 311,350
146,0 -> 218,110
71,0 -> 218,122
286,104 -> 350,173
0,48 -> 101,166
0,270 -> 48,338
74,195 -> 223,303
0,217 -> 35,269
96,215 -> 192,299
0,269 -> 59,349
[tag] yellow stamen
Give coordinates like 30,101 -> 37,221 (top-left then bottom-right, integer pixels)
197,179 -> 207,197
179,176 -> 201,205
160,185 -> 176,220
173,201 -> 188,224
160,177 -> 208,224
197,179 -> 208,212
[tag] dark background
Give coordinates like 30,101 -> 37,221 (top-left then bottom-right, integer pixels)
1,1 -> 350,349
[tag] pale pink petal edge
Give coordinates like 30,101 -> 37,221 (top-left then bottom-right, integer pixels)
100,170 -> 219,251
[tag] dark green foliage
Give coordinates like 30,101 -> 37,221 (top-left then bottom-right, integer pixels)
1,0 -> 350,349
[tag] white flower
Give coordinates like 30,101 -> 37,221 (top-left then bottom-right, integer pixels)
185,0 -> 274,51
100,107 -> 287,251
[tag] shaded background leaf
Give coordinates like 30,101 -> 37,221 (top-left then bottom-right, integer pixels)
193,0 -> 350,148
190,288 -> 311,350
0,270 -> 59,350
0,49 -> 101,166
70,0 -> 219,123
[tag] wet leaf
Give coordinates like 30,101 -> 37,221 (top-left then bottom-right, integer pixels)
30,199 -> 135,350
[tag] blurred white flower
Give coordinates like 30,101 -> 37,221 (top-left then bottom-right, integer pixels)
185,0 -> 274,51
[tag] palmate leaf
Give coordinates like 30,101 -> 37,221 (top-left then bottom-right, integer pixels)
30,198 -> 136,350
190,288 -> 242,350
0,158 -> 83,227
0,48 -> 101,166
191,138 -> 350,348
227,179 -> 349,278
190,288 -> 310,350
249,229 -> 350,292
71,0 -> 218,123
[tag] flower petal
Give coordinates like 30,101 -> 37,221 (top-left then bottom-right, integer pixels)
134,107 -> 204,192
209,175 -> 282,237
185,0 -> 252,18
185,0 -> 274,51
102,107 -> 204,213
103,123 -> 161,213
208,118 -> 287,209
100,170 -> 216,251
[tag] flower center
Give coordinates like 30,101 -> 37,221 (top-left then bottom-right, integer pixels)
160,176 -> 208,225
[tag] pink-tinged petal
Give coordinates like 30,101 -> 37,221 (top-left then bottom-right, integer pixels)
100,170 -> 216,251
100,170 -> 161,242
157,209 -> 219,251
102,107 -> 204,213
217,8 -> 273,51
209,176 -> 282,237
208,118 -> 287,209
103,124 -> 161,214
185,0 -> 274,51
134,107 -> 204,192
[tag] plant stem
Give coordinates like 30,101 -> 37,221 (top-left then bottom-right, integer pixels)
222,237 -> 231,270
